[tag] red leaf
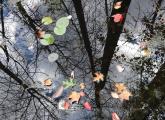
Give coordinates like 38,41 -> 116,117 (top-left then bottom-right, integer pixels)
112,112 -> 120,120
64,101 -> 70,110
112,14 -> 123,23
83,102 -> 92,111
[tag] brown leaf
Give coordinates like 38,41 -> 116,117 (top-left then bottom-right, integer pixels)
68,91 -> 81,103
36,29 -> 45,39
93,72 -> 104,83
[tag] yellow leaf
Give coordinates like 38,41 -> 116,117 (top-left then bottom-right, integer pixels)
118,89 -> 132,101
79,83 -> 85,90
93,72 -> 104,83
114,83 -> 127,94
68,91 -> 81,103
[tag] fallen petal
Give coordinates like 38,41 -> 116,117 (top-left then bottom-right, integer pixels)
83,102 -> 92,111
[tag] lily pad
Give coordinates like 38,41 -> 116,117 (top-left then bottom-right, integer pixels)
42,17 -> 53,25
40,34 -> 54,45
56,17 -> 69,28
54,26 -> 66,35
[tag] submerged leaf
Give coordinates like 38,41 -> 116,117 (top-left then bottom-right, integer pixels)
52,85 -> 64,98
48,53 -> 59,62
42,16 -> 53,25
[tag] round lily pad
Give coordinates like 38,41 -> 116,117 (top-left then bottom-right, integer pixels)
54,26 -> 66,35
40,34 -> 54,45
42,17 -> 53,25
56,17 -> 69,28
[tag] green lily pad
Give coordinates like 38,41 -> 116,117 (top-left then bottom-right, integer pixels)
54,26 -> 66,35
63,79 -> 76,89
42,17 -> 53,25
56,17 -> 69,28
40,34 -> 54,45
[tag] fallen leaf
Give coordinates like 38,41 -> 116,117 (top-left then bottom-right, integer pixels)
93,72 -> 104,83
63,79 -> 76,89
52,85 -> 64,98
68,91 -> 81,103
36,29 -> 45,39
116,65 -> 124,72
111,92 -> 119,99
141,48 -> 150,57
80,91 -> 85,97
79,83 -> 85,89
114,83 -> 127,94
83,102 -> 92,111
43,79 -> 52,86
118,89 -> 132,101
114,1 -> 122,9
112,14 -> 123,23
64,101 -> 70,110
112,112 -> 120,120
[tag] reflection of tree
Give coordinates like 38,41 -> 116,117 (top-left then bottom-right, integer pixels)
0,0 -> 164,119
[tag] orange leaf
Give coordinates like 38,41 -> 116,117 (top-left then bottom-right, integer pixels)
114,83 -> 127,94
114,1 -> 122,9
79,83 -> 85,89
118,89 -> 132,101
112,14 -> 123,23
68,91 -> 81,103
43,79 -> 52,86
93,72 -> 104,83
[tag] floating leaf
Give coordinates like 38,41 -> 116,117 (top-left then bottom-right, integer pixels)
68,91 -> 81,103
112,112 -> 120,120
64,101 -> 70,110
111,92 -> 119,99
116,65 -> 124,72
36,29 -> 45,38
114,83 -> 127,94
42,16 -> 53,25
48,53 -> 59,62
112,14 -> 123,23
54,26 -> 66,35
118,89 -> 132,101
93,72 -> 104,83
83,102 -> 92,111
80,91 -> 85,97
63,79 -> 76,89
42,79 -> 52,86
141,48 -> 151,57
114,1 -> 122,9
52,85 -> 64,98
79,83 -> 85,90
40,34 -> 54,45
56,17 -> 69,28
